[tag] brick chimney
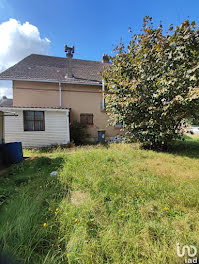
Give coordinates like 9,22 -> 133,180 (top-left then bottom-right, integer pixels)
101,54 -> 109,63
64,45 -> 74,78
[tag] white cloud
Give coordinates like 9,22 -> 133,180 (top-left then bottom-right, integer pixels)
0,18 -> 51,98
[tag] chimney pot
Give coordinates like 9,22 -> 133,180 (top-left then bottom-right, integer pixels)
64,45 -> 74,58
102,54 -> 109,63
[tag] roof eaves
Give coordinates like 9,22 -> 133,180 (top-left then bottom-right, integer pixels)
0,77 -> 102,86
0,106 -> 70,112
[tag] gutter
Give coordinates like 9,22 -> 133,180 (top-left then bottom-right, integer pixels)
0,113 -> 18,117
0,78 -> 102,86
0,107 -> 70,113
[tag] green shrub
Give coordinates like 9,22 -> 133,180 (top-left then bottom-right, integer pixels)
190,117 -> 199,126
70,121 -> 89,145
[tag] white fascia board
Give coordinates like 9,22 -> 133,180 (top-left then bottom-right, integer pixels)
0,107 -> 70,113
3,78 -> 103,86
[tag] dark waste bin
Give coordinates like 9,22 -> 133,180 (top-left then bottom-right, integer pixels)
3,142 -> 23,164
0,144 -> 3,166
97,130 -> 105,143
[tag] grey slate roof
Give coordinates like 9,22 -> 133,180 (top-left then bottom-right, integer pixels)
0,97 -> 13,107
0,54 -> 109,85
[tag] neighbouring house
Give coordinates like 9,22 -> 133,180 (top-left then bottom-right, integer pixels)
0,46 -> 122,147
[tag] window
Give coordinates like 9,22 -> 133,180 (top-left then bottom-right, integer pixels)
24,111 -> 45,131
114,121 -> 124,128
80,113 -> 93,125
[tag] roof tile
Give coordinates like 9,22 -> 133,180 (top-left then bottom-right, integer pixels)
0,54 -> 110,85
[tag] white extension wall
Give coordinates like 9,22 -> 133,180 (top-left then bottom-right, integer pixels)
4,109 -> 70,147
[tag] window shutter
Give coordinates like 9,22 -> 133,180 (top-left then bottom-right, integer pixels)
80,114 -> 93,125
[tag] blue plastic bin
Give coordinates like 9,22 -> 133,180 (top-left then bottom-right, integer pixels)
4,142 -> 23,164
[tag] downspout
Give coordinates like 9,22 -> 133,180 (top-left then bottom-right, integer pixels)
59,81 -> 62,107
102,80 -> 105,110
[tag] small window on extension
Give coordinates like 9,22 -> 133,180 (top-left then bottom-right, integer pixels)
80,113 -> 94,125
24,111 -> 45,131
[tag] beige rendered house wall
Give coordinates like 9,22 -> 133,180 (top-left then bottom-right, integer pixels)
13,81 -> 122,140
13,81 -> 60,108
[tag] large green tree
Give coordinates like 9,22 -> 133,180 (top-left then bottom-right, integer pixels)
103,17 -> 199,150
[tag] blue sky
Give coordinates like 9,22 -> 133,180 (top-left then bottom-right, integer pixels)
0,0 -> 199,97
1,0 -> 199,61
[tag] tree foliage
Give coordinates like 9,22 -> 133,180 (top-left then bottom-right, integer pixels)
103,17 -> 199,150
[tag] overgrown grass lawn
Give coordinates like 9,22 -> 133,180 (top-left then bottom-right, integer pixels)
0,136 -> 199,263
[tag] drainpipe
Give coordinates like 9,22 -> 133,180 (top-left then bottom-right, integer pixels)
59,81 -> 62,107
102,80 -> 105,110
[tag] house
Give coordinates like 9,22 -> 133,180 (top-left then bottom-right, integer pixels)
0,96 -> 13,107
0,97 -> 70,147
0,47 -> 121,147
